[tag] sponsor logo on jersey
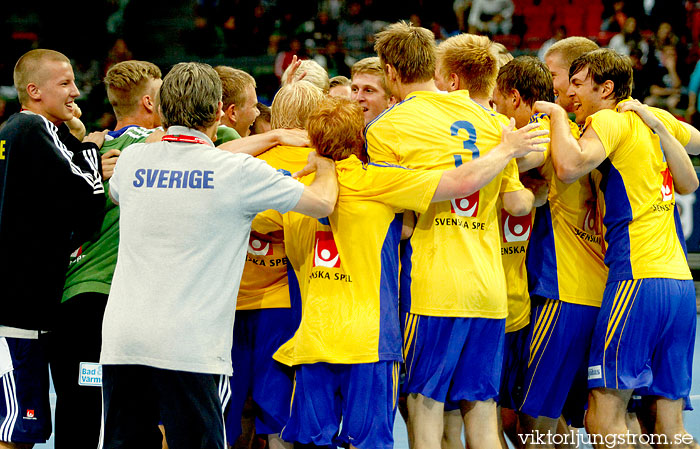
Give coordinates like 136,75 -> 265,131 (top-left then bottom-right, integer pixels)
0,140 -> 6,160
313,231 -> 340,268
247,236 -> 272,256
450,191 -> 479,217
661,167 -> 674,202
583,207 -> 596,233
25,410 -> 35,419
501,210 -> 531,242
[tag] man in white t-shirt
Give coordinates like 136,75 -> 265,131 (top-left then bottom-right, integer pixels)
99,62 -> 338,449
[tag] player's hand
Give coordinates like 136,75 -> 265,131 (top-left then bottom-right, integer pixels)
293,150 -> 335,179
145,129 -> 166,143
284,55 -> 307,84
501,118 -> 550,158
101,149 -> 121,181
71,102 -> 82,119
83,130 -> 109,148
275,128 -> 310,147
533,101 -> 562,116
617,98 -> 664,131
520,171 -> 549,208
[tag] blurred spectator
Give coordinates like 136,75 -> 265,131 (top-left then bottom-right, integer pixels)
468,0 -> 514,36
298,10 -> 339,51
651,22 -> 680,61
601,1 -> 628,32
429,20 -> 451,44
338,1 -> 376,57
104,38 -> 133,75
315,40 -> 352,78
630,48 -> 653,100
538,25 -> 567,62
454,0 -> 473,32
274,38 -> 309,80
686,58 -> 700,125
644,45 -> 683,110
608,17 -> 650,63
183,6 -> 225,57
329,75 -> 352,98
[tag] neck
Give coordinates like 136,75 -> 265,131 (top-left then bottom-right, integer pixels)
395,79 -> 438,101
470,95 -> 491,109
114,110 -> 157,131
22,104 -> 63,126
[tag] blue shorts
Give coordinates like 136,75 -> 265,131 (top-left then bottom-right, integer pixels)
499,324 -> 530,411
588,278 -> 696,399
225,308 -> 297,442
281,361 -> 400,449
0,337 -> 51,444
520,298 -> 598,425
403,313 -> 505,405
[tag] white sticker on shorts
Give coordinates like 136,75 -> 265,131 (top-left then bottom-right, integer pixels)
78,362 -> 102,387
588,365 -> 602,380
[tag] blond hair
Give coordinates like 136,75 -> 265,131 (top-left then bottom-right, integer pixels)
104,60 -> 162,119
329,75 -> 351,88
491,42 -> 513,69
436,33 -> 497,98
271,81 -> 325,129
214,66 -> 256,111
159,62 -> 222,130
281,60 -> 330,94
351,57 -> 391,99
14,49 -> 70,105
545,37 -> 599,68
307,97 -> 365,161
374,21 -> 436,84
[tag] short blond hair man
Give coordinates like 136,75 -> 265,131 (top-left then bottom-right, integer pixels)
370,21 -> 540,449
435,33 -> 498,106
0,48 -> 106,449
214,66 -> 260,138
350,57 -> 396,126
543,36 -> 599,115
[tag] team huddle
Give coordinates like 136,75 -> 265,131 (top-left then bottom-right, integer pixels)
0,19 -> 698,449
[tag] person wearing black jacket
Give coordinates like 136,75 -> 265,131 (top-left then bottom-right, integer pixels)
0,49 -> 105,448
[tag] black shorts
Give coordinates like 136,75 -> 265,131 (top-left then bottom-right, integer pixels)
100,365 -> 230,449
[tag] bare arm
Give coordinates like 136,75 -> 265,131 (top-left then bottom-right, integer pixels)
617,99 -> 698,194
431,120 -> 548,202
291,151 -> 338,218
681,122 -> 700,155
66,103 -> 86,140
502,188 -> 535,216
101,149 -> 121,181
516,152 -> 545,172
217,129 -> 309,156
534,101 -> 607,184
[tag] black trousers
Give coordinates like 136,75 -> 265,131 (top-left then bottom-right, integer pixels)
101,365 -> 226,449
46,292 -> 108,449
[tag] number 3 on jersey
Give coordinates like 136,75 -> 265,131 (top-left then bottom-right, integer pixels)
450,121 -> 480,217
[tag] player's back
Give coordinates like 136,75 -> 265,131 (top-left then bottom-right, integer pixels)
365,89 -> 518,319
586,105 -> 691,282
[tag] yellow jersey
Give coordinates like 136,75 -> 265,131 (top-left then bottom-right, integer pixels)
237,145 -> 313,310
271,155 -> 443,365
527,114 -> 608,307
586,101 -> 692,282
366,89 -> 523,318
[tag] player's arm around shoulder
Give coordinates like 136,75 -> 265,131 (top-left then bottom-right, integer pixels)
291,151 -> 338,218
534,101 -> 607,184
431,119 -> 548,203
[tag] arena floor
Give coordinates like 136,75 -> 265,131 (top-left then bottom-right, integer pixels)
37,317 -> 700,449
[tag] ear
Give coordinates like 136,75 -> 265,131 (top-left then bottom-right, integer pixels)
142,95 -> 155,113
225,103 -> 237,124
385,64 -> 398,83
511,89 -> 521,108
600,80 -> 615,100
387,95 -> 398,107
26,83 -> 41,101
449,73 -> 460,91
217,101 -> 225,122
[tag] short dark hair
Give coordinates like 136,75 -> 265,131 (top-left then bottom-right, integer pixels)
569,48 -> 632,103
496,56 -> 554,106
